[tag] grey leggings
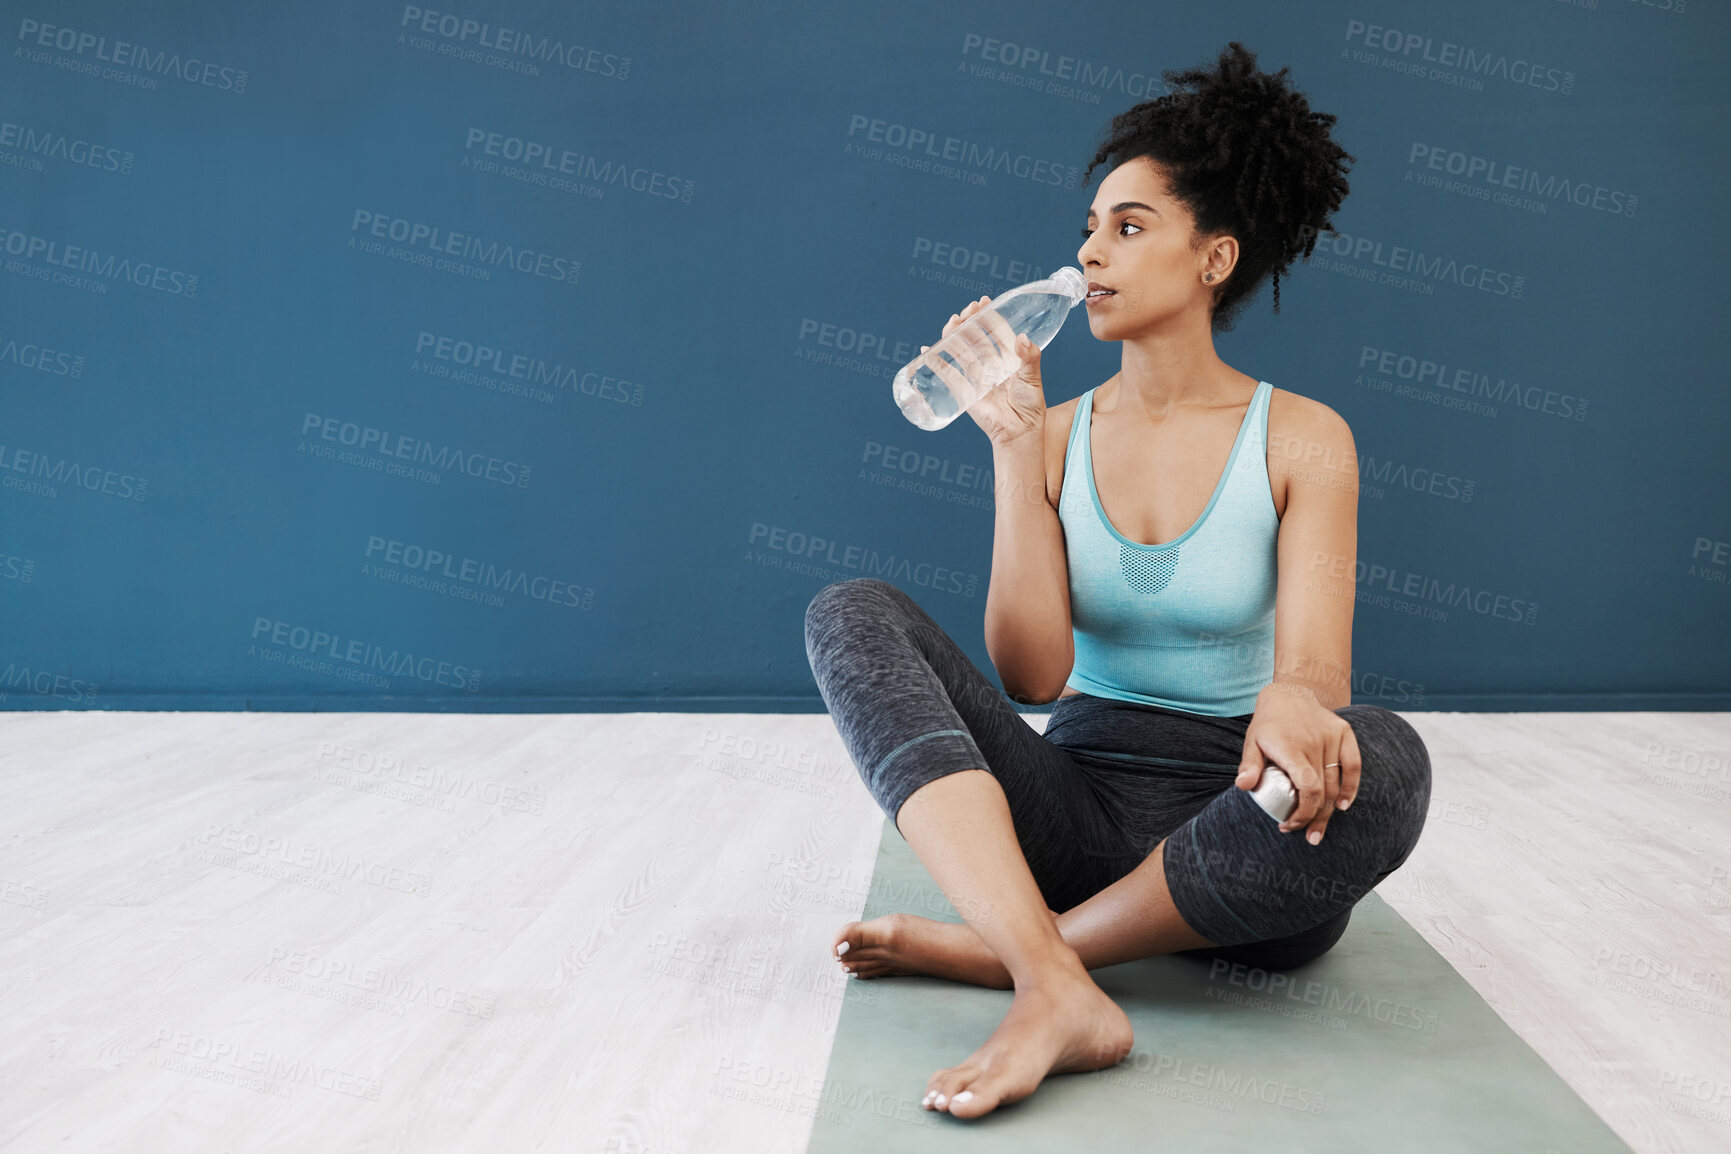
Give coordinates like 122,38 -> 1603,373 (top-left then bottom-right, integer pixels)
804,577 -> 1432,971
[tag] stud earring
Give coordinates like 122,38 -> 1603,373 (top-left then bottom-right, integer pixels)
1204,273 -> 1214,282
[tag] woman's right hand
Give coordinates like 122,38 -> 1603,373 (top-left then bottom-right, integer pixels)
921,295 -> 1047,449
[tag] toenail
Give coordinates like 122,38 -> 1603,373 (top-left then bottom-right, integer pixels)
952,1090 -> 974,1103
922,1090 -> 935,1105
934,1093 -> 947,1107
836,941 -> 850,956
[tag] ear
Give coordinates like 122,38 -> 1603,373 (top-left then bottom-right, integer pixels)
1208,234 -> 1239,284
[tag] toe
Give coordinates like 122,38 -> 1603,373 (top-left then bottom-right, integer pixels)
832,922 -> 859,958
946,1087 -> 988,1118
925,1065 -> 976,1111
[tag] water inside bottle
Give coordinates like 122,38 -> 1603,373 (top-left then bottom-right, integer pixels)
892,288 -> 1076,431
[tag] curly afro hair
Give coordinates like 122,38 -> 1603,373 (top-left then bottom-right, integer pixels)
1081,41 -> 1355,332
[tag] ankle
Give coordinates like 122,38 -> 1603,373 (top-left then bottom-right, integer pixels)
1005,938 -> 1089,991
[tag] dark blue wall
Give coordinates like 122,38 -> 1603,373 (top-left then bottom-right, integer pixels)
2,0 -> 1727,711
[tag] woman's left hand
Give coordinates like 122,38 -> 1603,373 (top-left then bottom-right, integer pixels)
1235,683 -> 1362,845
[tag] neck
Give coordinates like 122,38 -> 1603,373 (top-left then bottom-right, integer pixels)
1104,310 -> 1239,418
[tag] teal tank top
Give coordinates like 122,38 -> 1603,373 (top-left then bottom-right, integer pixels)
1057,380 -> 1280,717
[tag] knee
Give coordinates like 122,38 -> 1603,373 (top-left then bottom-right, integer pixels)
804,578 -> 902,650
805,578 -> 902,624
1335,702 -> 1432,820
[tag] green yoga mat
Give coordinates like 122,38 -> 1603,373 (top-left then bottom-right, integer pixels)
806,817 -> 1633,1152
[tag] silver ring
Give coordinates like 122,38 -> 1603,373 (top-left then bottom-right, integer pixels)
1325,762 -> 1341,768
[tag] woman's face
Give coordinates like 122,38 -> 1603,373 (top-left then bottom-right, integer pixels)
1075,157 -> 1233,338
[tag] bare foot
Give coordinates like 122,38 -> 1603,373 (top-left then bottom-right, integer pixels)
831,909 -> 1059,989
921,967 -> 1133,1120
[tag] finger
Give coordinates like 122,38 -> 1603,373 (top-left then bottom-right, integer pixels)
1018,334 -> 1044,379
1236,736 -> 1265,791
1004,329 -> 1039,371
946,320 -> 996,384
1336,720 -> 1362,811
976,307 -> 1018,350
937,307 -> 992,378
1278,748 -> 1323,835
943,301 -> 984,337
1303,738 -> 1342,847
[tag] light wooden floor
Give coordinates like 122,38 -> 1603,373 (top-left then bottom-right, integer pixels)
0,709 -> 1726,1153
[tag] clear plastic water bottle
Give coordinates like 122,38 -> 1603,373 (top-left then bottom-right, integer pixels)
892,266 -> 1088,431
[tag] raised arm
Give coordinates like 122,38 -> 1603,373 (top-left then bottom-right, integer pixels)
983,426 -> 1073,705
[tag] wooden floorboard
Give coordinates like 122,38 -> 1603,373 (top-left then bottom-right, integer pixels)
0,709 -> 1725,1153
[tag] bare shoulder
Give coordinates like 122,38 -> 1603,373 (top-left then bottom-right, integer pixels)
1043,393 -> 1084,511
1265,385 -> 1358,514
1268,385 -> 1354,443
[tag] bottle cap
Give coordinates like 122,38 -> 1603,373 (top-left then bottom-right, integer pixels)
1048,266 -> 1088,305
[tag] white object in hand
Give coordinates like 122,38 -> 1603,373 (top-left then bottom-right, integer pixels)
891,266 -> 1088,431
1250,764 -> 1298,823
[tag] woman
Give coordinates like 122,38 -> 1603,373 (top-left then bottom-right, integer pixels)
803,42 -> 1432,1122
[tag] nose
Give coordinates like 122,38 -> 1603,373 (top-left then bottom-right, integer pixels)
1077,232 -> 1100,268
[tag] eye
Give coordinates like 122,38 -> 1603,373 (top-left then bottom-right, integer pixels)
1079,221 -> 1143,240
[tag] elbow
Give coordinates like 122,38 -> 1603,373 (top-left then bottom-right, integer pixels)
1002,679 -> 1065,707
